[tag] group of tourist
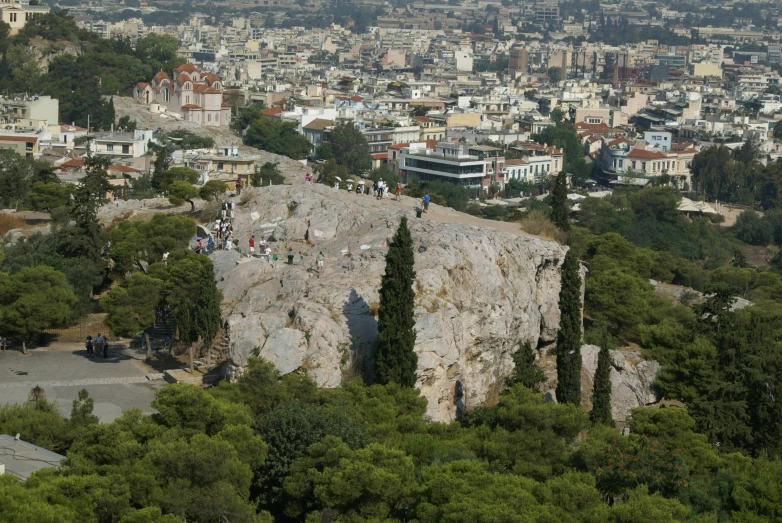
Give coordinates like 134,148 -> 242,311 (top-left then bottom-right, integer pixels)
215,218 -> 235,251
248,235 -> 278,264
333,179 -> 403,201
85,333 -> 109,359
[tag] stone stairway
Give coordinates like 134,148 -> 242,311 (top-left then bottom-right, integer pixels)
206,327 -> 230,370
152,323 -> 175,348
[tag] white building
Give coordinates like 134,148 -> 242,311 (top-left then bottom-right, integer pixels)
89,129 -> 156,158
0,0 -> 49,35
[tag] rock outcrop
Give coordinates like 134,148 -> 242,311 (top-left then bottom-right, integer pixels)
212,183 -> 568,422
580,344 -> 661,423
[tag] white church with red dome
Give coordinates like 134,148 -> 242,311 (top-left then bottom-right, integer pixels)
134,64 -> 232,127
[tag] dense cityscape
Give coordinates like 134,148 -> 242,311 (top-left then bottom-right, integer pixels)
1,0 -> 782,521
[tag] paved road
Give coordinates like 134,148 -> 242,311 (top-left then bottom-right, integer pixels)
0,344 -> 167,423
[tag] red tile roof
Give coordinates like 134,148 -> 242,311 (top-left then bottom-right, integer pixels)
136,82 -> 150,89
413,115 -> 434,123
0,135 -> 38,142
371,153 -> 388,160
110,164 -> 141,173
153,71 -> 169,82
181,104 -> 201,109
61,158 -> 85,168
173,64 -> 198,74
627,148 -> 667,159
261,107 -> 283,117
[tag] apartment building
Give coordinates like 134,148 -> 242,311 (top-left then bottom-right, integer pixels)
398,142 -> 505,189
0,134 -> 40,159
0,95 -> 60,137
598,136 -> 696,189
89,129 -> 156,159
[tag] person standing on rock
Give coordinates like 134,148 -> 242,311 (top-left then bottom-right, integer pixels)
423,194 -> 431,213
235,178 -> 242,195
316,251 -> 324,272
396,183 -> 402,200
249,235 -> 256,258
225,233 -> 233,251
347,181 -> 353,192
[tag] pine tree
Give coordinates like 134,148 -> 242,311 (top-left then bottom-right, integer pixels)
375,216 -> 418,387
555,247 -> 582,405
550,170 -> 570,231
506,341 -> 547,390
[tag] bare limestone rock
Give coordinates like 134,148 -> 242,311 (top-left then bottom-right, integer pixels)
581,344 -> 661,423
212,183 -> 568,422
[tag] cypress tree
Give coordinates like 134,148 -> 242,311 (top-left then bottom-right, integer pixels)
588,320 -> 615,426
590,344 -> 615,426
375,216 -> 418,387
555,247 -> 582,405
506,341 -> 547,390
550,170 -> 570,231
104,96 -> 116,130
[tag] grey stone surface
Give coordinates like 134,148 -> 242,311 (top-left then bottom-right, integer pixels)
212,183 -> 568,422
0,347 -> 165,423
581,344 -> 661,423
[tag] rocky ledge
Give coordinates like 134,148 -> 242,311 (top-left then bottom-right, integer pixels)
211,183 -> 568,422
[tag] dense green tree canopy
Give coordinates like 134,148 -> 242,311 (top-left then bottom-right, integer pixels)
316,123 -> 372,174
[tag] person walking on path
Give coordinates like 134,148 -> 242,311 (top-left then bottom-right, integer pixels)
423,194 -> 431,213
206,235 -> 214,254
249,235 -> 256,258
396,183 -> 402,200
0,336 -> 6,353
225,233 -> 233,251
235,178 -> 242,195
347,182 -> 353,192
85,336 -> 94,357
102,337 -> 109,359
316,251 -> 324,275
95,333 -> 104,357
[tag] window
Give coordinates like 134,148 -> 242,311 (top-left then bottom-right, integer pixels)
25,142 -> 33,151
9,13 -> 17,22
107,144 -> 114,152
122,145 -> 130,154
208,114 -> 211,122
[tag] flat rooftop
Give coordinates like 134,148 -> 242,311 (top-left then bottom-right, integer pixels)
0,434 -> 65,480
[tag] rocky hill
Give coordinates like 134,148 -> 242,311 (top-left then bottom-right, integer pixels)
211,183 -> 568,422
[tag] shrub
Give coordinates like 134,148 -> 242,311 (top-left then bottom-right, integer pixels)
521,210 -> 567,244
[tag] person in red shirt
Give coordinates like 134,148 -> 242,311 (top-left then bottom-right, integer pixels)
249,235 -> 255,257
395,183 -> 402,201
